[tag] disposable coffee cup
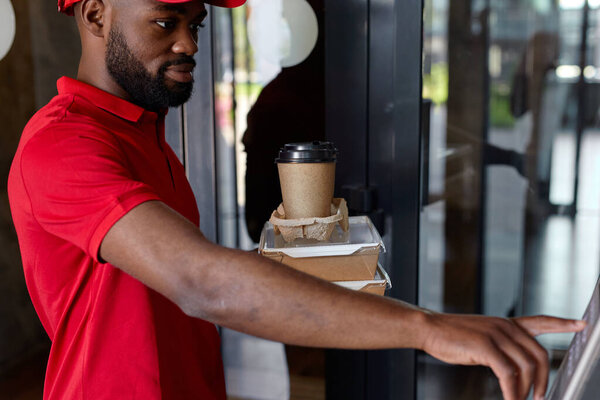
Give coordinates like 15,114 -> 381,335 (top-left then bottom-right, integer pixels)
276,141 -> 338,219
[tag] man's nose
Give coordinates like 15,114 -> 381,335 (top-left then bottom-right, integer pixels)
171,28 -> 199,56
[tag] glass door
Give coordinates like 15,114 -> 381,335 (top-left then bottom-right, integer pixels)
419,0 -> 600,398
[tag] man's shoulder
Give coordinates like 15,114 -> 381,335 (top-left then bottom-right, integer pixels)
11,94 -> 126,187
25,92 -> 110,137
19,93 -> 124,158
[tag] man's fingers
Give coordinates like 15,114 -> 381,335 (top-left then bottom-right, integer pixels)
505,322 -> 551,399
486,341 -> 520,400
514,315 -> 586,336
492,329 -> 537,399
511,316 -> 584,398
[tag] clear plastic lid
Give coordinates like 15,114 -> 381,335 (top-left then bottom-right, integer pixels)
259,215 -> 385,258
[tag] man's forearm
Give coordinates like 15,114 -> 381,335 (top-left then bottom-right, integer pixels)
101,200 -> 430,349
184,242 -> 431,350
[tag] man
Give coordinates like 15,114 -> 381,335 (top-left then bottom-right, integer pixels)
7,0 -> 584,399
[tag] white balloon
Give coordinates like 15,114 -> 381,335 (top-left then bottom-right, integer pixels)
280,0 -> 318,68
247,0 -> 318,70
0,0 -> 16,61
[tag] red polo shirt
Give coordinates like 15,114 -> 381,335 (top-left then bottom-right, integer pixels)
8,77 -> 226,399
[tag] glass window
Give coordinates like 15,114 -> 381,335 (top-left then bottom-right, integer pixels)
420,0 -> 600,397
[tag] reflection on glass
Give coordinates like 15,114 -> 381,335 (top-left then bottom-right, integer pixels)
419,0 -> 600,398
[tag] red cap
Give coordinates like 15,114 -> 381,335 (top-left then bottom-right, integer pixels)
58,0 -> 246,15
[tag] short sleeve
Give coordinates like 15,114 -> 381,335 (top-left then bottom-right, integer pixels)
19,126 -> 161,262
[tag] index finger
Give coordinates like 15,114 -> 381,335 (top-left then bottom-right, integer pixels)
514,316 -> 586,336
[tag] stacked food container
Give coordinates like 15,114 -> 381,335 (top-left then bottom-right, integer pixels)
259,215 -> 390,296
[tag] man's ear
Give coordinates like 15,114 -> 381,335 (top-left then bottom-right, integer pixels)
75,0 -> 107,38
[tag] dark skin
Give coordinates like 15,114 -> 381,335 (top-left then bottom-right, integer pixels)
71,1 -> 586,399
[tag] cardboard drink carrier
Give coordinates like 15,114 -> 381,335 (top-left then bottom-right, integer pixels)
259,215 -> 390,295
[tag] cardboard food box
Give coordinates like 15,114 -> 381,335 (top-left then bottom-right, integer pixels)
259,216 -> 385,282
333,263 -> 391,296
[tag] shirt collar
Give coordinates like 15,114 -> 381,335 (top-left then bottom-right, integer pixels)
57,76 -> 165,123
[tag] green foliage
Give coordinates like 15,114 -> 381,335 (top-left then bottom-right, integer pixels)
422,61 -> 515,128
489,82 -> 515,128
235,82 -> 263,99
232,6 -> 256,78
423,63 -> 448,105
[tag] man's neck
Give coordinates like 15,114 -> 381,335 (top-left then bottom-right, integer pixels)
77,59 -> 132,103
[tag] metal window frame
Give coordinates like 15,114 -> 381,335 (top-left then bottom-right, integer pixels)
166,12 -> 219,242
325,0 -> 423,398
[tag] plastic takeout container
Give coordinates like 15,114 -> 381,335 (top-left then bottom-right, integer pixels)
334,263 -> 392,296
259,215 -> 385,281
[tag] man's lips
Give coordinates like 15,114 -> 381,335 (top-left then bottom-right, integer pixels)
165,64 -> 195,83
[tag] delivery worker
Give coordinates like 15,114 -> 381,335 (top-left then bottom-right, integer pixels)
7,0 -> 585,399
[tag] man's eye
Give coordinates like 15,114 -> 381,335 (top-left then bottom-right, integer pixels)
190,22 -> 205,33
156,20 -> 176,29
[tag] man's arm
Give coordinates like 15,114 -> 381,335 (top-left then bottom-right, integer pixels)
100,200 -> 584,400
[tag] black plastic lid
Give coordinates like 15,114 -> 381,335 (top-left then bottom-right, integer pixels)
275,141 -> 338,163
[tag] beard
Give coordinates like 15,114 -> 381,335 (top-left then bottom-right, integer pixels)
105,25 -> 195,111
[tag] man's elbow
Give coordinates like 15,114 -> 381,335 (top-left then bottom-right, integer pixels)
174,277 -> 233,324
166,243 -> 247,324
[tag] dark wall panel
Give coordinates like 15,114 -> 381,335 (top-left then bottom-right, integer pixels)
324,0 -> 368,193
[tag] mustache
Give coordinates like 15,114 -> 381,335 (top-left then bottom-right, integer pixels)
163,56 -> 197,69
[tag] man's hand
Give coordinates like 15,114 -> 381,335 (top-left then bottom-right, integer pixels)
420,313 -> 586,400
